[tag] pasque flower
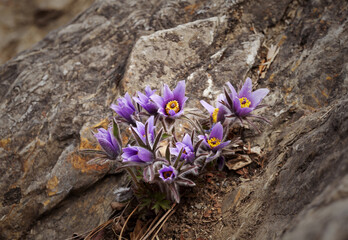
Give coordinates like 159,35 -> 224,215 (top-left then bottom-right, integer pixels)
226,77 -> 269,117
150,80 -> 188,118
111,93 -> 136,124
200,93 -> 227,124
132,116 -> 155,145
94,126 -> 120,160
158,164 -> 197,203
122,146 -> 154,165
198,122 -> 230,152
159,165 -> 178,183
170,134 -> 195,163
133,86 -> 158,115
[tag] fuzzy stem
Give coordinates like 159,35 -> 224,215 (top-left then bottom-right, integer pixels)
160,118 -> 168,133
126,167 -> 142,189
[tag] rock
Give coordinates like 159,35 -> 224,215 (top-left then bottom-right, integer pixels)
0,0 -> 94,64
0,0 -> 347,239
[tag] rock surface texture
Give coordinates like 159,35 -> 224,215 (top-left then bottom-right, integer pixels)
0,0 -> 94,64
0,0 -> 347,239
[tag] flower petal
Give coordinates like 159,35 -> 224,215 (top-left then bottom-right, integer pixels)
200,100 -> 215,114
239,77 -> 253,97
173,80 -> 186,105
213,140 -> 231,151
145,86 -> 156,97
182,134 -> 193,149
163,84 -> 174,101
238,107 -> 254,117
150,94 -> 165,108
98,138 -> 118,158
210,122 -> 223,140
226,82 -> 237,99
137,147 -> 153,162
249,88 -> 269,108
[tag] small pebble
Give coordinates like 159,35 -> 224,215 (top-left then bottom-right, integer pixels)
195,203 -> 202,209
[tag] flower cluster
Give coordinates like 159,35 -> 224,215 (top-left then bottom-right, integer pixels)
92,78 -> 269,207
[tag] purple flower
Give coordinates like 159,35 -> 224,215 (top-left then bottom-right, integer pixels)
158,165 -> 178,183
226,77 -> 269,117
198,122 -> 230,152
200,93 -> 227,123
150,80 -> 188,118
111,93 -> 136,124
122,146 -> 154,165
170,134 -> 195,163
158,164 -> 197,203
94,126 -> 120,159
133,86 -> 158,115
132,116 -> 155,144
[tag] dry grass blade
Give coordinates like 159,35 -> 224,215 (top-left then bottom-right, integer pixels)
138,210 -> 162,239
151,205 -> 177,240
140,203 -> 176,240
119,205 -> 139,240
84,219 -> 113,240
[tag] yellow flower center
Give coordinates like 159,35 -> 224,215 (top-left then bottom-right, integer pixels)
207,137 -> 221,148
212,108 -> 219,123
162,171 -> 173,179
165,100 -> 180,115
239,97 -> 251,108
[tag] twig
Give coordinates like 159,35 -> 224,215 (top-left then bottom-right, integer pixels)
140,210 -> 162,238
151,206 -> 177,240
119,205 -> 139,240
140,203 -> 176,240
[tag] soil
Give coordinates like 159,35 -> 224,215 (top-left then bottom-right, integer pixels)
99,152 -> 263,240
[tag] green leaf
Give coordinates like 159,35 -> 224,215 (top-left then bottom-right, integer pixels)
113,119 -> 122,146
152,128 -> 163,151
162,133 -> 172,140
165,144 -> 171,162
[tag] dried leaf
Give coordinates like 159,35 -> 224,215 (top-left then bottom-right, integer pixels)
226,155 -> 252,170
250,146 -> 262,155
130,219 -> 144,240
236,167 -> 249,178
110,202 -> 126,211
203,209 -> 212,218
258,44 -> 280,78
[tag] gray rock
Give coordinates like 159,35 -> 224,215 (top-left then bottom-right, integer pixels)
0,0 -> 347,239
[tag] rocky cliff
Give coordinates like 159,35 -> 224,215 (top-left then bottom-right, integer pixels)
0,0 -> 347,239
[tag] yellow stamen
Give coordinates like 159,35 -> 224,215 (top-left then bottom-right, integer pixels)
165,100 -> 180,115
239,97 -> 251,108
212,108 -> 219,123
207,137 -> 221,148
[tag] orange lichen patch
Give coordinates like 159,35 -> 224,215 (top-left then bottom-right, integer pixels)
326,76 -> 332,80
269,73 -> 275,82
121,128 -> 132,146
0,138 -> 11,150
291,59 -> 301,72
67,152 -> 109,173
321,89 -> 329,98
79,137 -> 101,150
282,86 -> 294,105
311,93 -> 322,107
46,176 -> 59,197
278,35 -> 287,46
302,104 -> 317,112
184,3 -> 200,15
93,118 -> 109,129
43,199 -> 50,206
